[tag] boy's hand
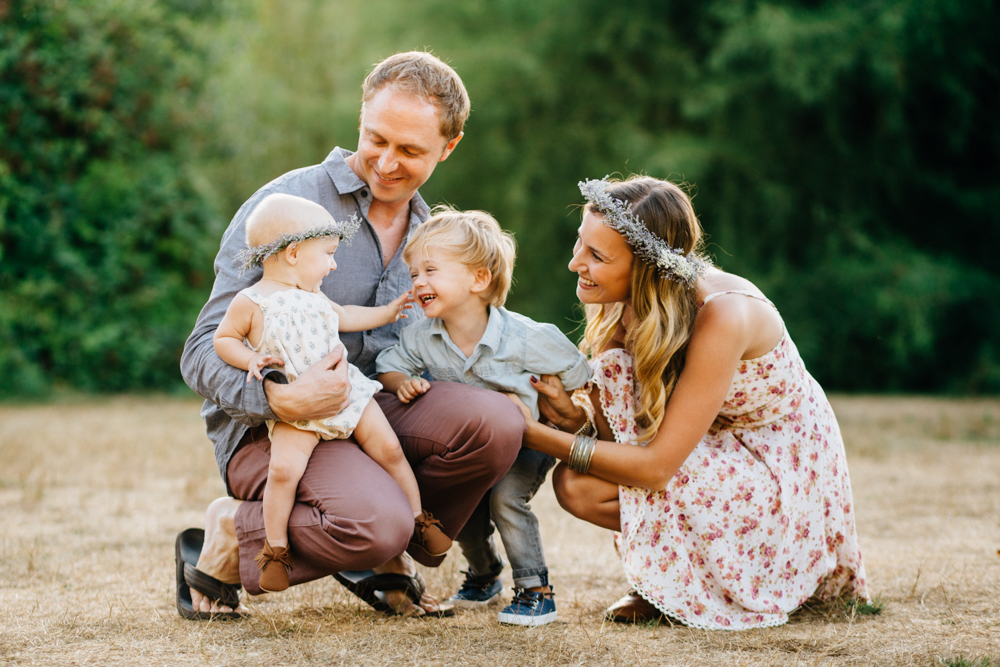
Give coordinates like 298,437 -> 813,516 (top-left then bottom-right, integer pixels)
396,376 -> 430,403
247,354 -> 284,382
386,290 -> 415,323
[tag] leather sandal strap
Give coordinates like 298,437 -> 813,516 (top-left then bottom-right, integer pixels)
184,563 -> 242,609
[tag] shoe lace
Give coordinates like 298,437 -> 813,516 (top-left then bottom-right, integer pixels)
415,510 -> 443,538
254,542 -> 292,571
459,570 -> 498,591
510,588 -> 552,608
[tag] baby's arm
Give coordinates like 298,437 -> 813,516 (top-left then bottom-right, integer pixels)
213,295 -> 285,382
330,290 -> 414,333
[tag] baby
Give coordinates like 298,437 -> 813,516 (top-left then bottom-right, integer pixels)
375,207 -> 591,626
213,193 -> 449,593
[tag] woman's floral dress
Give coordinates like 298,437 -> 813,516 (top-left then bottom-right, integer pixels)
596,290 -> 868,630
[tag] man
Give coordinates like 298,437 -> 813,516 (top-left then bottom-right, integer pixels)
179,52 -> 523,617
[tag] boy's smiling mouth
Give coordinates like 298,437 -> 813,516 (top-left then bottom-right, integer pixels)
418,294 -> 437,305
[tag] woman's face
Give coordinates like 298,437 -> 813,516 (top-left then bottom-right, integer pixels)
569,210 -> 633,305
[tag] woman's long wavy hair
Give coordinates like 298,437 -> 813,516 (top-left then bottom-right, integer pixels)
580,176 -> 708,443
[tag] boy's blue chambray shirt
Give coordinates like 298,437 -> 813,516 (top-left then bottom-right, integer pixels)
375,306 -> 592,420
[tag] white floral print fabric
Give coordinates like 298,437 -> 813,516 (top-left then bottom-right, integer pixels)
241,287 -> 382,440
596,290 -> 868,630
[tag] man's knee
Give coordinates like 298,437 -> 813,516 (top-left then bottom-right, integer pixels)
459,388 -> 525,460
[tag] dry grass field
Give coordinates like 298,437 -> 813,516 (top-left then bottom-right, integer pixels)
0,395 -> 997,666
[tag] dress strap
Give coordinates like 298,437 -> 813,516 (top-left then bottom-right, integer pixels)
239,287 -> 266,306
699,289 -> 776,310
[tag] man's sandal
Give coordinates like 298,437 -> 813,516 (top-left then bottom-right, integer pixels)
333,569 -> 455,617
175,528 -> 245,620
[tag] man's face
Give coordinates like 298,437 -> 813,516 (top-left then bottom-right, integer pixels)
350,86 -> 462,206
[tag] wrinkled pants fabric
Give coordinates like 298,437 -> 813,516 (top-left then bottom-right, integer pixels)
228,382 -> 524,595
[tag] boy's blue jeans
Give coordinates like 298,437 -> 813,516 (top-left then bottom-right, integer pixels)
456,447 -> 556,590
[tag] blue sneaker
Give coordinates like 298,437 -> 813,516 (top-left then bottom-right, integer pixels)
497,588 -> 557,626
449,571 -> 503,609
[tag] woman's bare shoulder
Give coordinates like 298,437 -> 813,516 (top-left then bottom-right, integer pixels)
694,268 -> 766,304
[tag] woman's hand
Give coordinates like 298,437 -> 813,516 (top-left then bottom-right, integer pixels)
532,375 -> 587,433
504,393 -> 544,445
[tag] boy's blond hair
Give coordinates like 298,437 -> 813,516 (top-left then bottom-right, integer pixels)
404,207 -> 515,307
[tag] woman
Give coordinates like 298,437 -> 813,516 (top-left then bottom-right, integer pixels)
513,175 -> 868,629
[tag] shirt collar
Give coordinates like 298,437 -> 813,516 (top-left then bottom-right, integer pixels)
428,306 -> 504,354
323,147 -> 430,221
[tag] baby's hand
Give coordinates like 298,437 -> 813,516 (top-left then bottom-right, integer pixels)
247,354 -> 284,382
386,290 -> 415,323
397,376 -> 430,403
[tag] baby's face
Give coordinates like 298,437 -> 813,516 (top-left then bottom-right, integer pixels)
295,236 -> 340,290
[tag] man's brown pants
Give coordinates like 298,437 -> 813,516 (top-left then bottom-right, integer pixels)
228,382 -> 524,595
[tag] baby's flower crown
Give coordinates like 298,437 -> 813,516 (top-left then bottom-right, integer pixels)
578,177 -> 710,287
235,214 -> 361,275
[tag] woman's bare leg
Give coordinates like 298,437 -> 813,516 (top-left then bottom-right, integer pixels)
264,422 -> 320,548
552,462 -> 621,531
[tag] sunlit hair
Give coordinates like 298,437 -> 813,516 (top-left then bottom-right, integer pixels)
404,206 -> 516,308
579,176 -> 708,442
362,51 -> 470,141
245,193 -> 332,248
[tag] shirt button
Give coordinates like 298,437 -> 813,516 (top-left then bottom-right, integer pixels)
361,189 -> 369,198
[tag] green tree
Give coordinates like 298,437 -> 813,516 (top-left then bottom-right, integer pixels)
0,0 -> 224,394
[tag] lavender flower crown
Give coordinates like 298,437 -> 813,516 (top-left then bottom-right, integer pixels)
235,214 -> 361,275
578,177 -> 710,287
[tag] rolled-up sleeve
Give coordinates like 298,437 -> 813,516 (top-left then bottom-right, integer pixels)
375,327 -> 428,378
523,323 -> 591,392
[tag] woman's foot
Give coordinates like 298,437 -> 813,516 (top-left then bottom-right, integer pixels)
372,552 -> 444,617
191,497 -> 247,614
255,539 -> 292,592
605,590 -> 663,623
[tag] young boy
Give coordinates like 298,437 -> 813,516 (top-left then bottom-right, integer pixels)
375,207 -> 591,626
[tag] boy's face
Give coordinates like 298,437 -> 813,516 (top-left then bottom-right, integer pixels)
349,86 -> 463,206
407,248 -> 489,322
294,236 -> 340,291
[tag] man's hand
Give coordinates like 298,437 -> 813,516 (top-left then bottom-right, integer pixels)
246,354 -> 284,382
396,376 -> 430,404
265,345 -> 352,422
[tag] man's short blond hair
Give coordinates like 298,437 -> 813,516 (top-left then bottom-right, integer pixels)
404,207 -> 516,308
362,51 -> 470,141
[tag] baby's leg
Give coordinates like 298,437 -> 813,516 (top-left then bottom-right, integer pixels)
353,400 -> 420,516
354,400 -> 453,557
264,422 -> 320,548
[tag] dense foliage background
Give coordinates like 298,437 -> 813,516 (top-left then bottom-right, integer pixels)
1,0 -> 997,396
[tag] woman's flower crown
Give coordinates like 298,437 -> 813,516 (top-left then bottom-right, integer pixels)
235,214 -> 361,275
578,177 -> 710,287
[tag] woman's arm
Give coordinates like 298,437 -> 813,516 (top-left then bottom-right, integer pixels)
333,290 -> 413,332
522,299 -> 750,490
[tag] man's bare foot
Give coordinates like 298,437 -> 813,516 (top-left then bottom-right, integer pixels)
373,552 -> 443,617
191,497 -> 247,614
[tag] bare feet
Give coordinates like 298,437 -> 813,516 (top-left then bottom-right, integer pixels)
373,552 -> 444,617
191,497 -> 248,614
